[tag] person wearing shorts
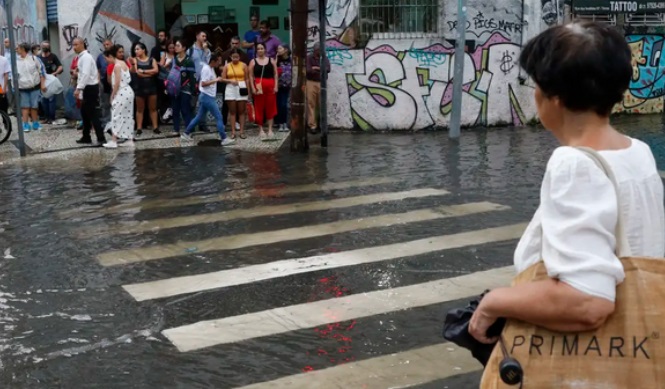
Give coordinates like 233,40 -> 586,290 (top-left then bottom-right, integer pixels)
222,48 -> 249,139
16,43 -> 46,132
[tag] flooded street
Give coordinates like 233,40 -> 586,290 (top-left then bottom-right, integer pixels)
1,115 -> 664,388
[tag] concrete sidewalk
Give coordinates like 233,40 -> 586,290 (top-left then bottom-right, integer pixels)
0,117 -> 289,164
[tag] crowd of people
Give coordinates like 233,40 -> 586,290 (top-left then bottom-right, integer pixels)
0,16 -> 333,149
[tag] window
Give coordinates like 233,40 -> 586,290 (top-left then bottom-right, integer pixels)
625,13 -> 665,26
358,0 -> 438,45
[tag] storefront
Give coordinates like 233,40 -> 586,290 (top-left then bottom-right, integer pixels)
160,0 -> 291,50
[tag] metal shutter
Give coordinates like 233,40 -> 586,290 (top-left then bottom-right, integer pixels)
47,0 -> 58,23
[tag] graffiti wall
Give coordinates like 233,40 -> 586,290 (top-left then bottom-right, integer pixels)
58,0 -> 155,118
616,34 -> 665,114
0,0 -> 48,46
303,0 -> 547,130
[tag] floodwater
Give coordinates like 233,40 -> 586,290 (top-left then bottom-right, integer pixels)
0,115 -> 664,388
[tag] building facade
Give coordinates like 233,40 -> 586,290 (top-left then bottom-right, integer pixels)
307,0 -> 665,130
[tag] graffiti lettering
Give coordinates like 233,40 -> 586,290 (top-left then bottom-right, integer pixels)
327,48 -> 352,66
339,34 -> 535,130
307,25 -> 320,38
408,49 -> 446,67
62,24 -> 79,52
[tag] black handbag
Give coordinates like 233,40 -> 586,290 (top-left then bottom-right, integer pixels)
442,289 -> 506,366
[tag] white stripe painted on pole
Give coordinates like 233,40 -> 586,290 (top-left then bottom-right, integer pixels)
60,177 -> 400,217
236,343 -> 482,389
162,266 -> 514,352
97,202 -> 510,267
88,188 -> 451,236
124,223 -> 526,301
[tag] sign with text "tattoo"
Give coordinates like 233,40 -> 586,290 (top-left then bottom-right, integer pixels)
573,0 -> 665,13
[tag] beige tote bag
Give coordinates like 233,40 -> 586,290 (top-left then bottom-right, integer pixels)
481,147 -> 665,388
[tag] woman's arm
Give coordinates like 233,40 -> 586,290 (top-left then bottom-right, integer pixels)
469,148 -> 623,343
111,65 -> 121,100
221,65 -> 236,85
272,59 -> 278,92
138,58 -> 158,77
248,60 -> 256,94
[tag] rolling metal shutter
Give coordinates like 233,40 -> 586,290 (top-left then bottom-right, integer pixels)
46,0 -> 58,23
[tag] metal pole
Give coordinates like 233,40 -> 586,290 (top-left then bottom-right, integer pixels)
5,0 -> 25,156
289,0 -> 309,152
449,0 -> 466,139
318,0 -> 328,147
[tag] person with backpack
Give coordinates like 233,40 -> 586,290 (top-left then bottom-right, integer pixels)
168,39 -> 196,135
180,53 -> 235,146
16,42 -> 46,133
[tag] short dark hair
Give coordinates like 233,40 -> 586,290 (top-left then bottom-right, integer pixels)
260,20 -> 270,28
519,21 -> 631,117
209,52 -> 221,64
105,44 -> 123,58
158,29 -> 169,37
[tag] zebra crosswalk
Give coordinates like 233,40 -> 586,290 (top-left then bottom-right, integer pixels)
89,177 -> 526,388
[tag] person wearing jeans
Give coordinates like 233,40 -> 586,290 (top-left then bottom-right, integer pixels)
181,53 -> 235,146
170,39 -> 196,134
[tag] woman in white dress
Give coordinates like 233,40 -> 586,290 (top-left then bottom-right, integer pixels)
104,45 -> 135,148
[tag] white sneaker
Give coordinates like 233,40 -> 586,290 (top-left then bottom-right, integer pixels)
235,122 -> 240,130
119,140 -> 135,147
103,141 -> 118,148
180,133 -> 193,141
221,138 -> 236,146
162,108 -> 172,121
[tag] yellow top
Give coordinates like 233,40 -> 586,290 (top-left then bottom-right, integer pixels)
227,62 -> 245,82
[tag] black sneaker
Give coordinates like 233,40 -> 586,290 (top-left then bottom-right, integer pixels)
76,137 -> 92,144
136,129 -> 143,136
153,128 -> 161,134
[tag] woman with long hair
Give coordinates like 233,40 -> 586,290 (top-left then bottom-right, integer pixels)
103,45 -> 135,148
248,42 -> 278,140
130,42 -> 160,135
221,48 -> 250,139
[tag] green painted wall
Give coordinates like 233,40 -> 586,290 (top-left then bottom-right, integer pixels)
154,0 -> 166,29
182,0 -> 290,44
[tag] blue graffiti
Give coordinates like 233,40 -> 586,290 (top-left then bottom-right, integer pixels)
407,49 -> 447,67
327,48 -> 353,66
626,35 -> 665,99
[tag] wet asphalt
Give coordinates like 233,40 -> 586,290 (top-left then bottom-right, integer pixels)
1,114 -> 665,388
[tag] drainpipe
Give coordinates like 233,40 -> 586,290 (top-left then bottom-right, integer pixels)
318,0 -> 328,147
517,0 -> 526,84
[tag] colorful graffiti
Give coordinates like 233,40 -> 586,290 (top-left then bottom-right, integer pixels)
327,33 -> 535,130
0,0 -> 47,45
58,0 -> 155,119
617,34 -> 665,114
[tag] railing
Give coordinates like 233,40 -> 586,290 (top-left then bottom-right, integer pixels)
358,0 -> 438,45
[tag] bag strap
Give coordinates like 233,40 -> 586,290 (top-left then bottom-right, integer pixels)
574,146 -> 632,258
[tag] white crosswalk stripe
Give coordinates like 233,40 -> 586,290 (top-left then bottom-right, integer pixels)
97,183 -> 524,387
81,188 -> 451,237
162,266 -> 514,352
60,177 -> 399,217
124,223 -> 526,301
98,201 -> 510,266
235,342 -> 482,389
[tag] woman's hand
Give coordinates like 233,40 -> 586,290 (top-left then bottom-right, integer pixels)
469,296 -> 500,344
231,80 -> 238,86
274,85 -> 278,93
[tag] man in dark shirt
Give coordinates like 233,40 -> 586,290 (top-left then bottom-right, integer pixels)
96,39 -> 114,129
39,41 -> 63,124
305,42 -> 330,133
150,30 -> 169,62
151,30 -> 170,122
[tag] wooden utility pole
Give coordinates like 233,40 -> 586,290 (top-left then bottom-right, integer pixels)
289,0 -> 309,152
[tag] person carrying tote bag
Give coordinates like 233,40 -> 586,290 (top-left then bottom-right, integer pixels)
464,22 -> 665,388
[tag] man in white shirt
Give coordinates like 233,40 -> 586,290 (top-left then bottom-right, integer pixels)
72,37 -> 106,145
0,55 -> 10,112
181,53 -> 234,146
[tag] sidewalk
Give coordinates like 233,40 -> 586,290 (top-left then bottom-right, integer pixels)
0,117 -> 289,164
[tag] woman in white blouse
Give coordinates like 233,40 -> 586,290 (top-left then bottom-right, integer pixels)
469,22 -> 665,343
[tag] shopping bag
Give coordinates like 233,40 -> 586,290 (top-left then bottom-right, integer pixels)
481,147 -> 665,388
42,74 -> 64,98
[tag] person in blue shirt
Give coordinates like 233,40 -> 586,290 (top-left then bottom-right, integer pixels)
242,16 -> 260,59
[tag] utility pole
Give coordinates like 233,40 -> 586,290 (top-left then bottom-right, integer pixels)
449,0 -> 466,140
289,0 -> 309,152
5,0 -> 26,156
318,0 -> 328,147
